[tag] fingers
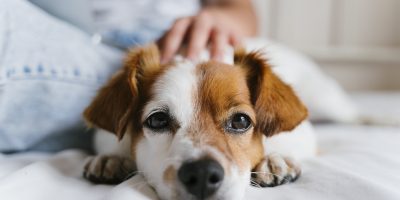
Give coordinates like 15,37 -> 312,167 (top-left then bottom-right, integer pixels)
229,32 -> 243,48
160,10 -> 244,63
210,28 -> 228,61
186,12 -> 213,60
160,18 -> 192,64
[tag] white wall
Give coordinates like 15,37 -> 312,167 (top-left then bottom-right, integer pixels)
253,0 -> 400,91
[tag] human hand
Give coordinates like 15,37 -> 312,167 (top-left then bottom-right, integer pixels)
158,8 -> 245,64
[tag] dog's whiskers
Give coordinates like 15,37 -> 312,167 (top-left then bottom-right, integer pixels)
163,157 -> 181,162
124,170 -> 145,180
129,180 -> 149,189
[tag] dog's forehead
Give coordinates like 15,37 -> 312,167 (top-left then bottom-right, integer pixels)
197,62 -> 251,111
142,60 -> 197,121
142,61 -> 250,121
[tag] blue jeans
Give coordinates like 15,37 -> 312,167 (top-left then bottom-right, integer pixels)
0,0 -> 125,152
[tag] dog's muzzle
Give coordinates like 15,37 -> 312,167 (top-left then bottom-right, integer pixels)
178,159 -> 225,199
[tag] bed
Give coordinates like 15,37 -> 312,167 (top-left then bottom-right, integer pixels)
1,91 -> 399,200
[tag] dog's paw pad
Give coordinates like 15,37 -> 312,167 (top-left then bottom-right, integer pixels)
83,155 -> 136,184
251,154 -> 301,187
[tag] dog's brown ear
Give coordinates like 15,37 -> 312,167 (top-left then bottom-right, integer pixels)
234,49 -> 308,137
84,44 -> 161,139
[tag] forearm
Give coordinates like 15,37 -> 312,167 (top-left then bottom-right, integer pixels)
201,0 -> 258,37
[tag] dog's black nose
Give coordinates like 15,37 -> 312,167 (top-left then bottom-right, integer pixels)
178,159 -> 224,199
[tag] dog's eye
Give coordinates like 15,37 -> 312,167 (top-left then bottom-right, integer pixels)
226,113 -> 252,133
145,112 -> 170,130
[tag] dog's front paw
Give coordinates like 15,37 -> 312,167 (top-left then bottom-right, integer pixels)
83,155 -> 136,184
251,153 -> 301,187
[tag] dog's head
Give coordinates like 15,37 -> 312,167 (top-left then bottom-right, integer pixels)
84,45 -> 307,200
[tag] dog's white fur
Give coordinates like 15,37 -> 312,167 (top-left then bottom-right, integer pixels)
137,60 -> 201,199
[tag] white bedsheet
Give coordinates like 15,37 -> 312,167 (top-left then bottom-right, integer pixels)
1,92 -> 400,200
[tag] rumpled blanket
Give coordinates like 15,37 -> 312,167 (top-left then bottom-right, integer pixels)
1,92 -> 400,200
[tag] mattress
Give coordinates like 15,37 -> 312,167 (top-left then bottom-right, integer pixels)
1,92 -> 400,200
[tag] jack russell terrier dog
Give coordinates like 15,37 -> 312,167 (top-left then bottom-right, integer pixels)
82,44 -> 316,200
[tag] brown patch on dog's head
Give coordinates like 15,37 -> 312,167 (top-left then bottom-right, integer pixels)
83,44 -> 165,139
190,61 -> 264,172
188,49 -> 308,171
234,49 -> 308,137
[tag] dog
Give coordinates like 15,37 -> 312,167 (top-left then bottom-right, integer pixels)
82,44 -> 316,200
